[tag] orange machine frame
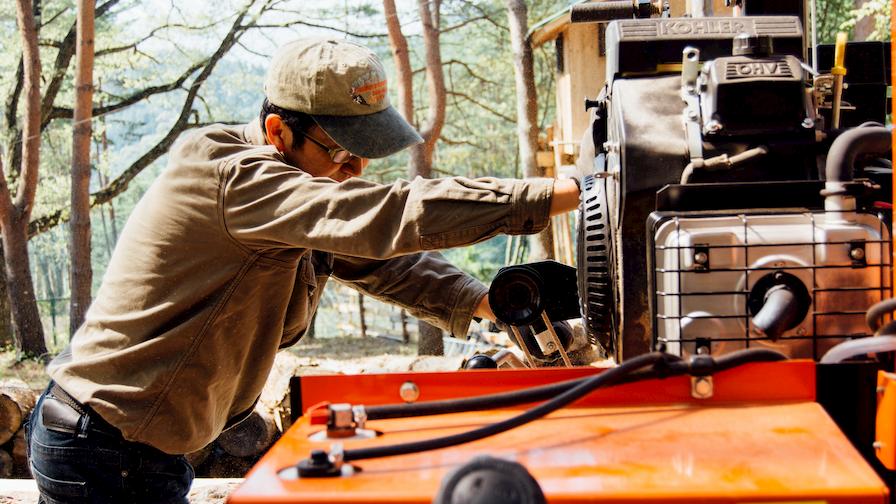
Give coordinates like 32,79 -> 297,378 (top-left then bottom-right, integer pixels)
229,361 -> 888,503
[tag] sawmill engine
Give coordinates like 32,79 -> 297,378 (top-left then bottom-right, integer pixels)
572,1 -> 893,361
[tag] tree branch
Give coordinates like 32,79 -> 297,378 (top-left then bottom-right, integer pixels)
250,18 -> 387,38
443,59 -> 498,86
29,0 -> 257,237
48,59 -> 207,121
446,90 -> 514,123
95,17 -> 236,57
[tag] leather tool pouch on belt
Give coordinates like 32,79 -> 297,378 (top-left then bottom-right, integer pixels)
41,395 -> 84,435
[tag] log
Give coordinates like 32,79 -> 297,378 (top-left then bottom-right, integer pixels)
185,442 -> 213,468
0,381 -> 37,446
216,408 -> 278,458
0,449 -> 12,478
203,446 -> 255,478
11,426 -> 28,477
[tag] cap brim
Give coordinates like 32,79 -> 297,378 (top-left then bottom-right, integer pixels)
312,106 -> 423,159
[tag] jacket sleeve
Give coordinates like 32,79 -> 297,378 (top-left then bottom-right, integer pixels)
220,153 -> 554,259
330,252 -> 488,338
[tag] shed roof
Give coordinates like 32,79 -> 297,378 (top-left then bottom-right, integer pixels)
527,0 -> 589,47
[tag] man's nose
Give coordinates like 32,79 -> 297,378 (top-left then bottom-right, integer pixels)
343,157 -> 367,177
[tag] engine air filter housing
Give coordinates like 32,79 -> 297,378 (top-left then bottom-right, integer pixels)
650,210 -> 891,359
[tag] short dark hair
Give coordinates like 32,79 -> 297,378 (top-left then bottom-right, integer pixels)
259,98 -> 317,149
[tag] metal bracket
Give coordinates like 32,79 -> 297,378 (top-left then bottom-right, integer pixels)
541,312 -> 573,367
681,47 -> 704,161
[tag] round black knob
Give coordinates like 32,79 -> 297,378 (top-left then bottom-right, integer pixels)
464,354 -> 499,369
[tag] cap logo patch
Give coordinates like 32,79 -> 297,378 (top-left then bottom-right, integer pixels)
350,72 -> 387,107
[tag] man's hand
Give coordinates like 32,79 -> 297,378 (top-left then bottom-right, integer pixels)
474,294 -> 496,322
549,178 -> 580,216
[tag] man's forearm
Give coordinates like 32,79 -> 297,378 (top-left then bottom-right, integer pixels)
550,179 -> 580,216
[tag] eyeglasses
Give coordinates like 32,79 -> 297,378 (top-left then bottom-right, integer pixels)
302,133 -> 356,164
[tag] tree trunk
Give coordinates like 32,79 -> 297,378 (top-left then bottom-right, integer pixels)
400,309 -> 409,344
411,0 -> 446,176
383,0 -> 414,123
0,246 -> 11,348
2,220 -> 46,358
358,292 -> 367,338
384,0 -> 448,355
417,321 -> 444,356
69,0 -> 95,336
505,0 -> 554,261
3,0 -> 46,359
853,0 -> 874,40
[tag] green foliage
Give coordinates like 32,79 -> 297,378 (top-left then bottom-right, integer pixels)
817,0 -> 891,43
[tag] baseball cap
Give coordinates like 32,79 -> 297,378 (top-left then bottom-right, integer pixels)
264,38 -> 423,159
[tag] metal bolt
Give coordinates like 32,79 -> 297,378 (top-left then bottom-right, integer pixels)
687,110 -> 699,121
877,386 -> 887,394
691,376 -> 713,399
802,117 -> 815,129
399,381 -> 420,403
850,247 -> 866,260
121,470 -> 129,478
693,251 -> 708,265
874,441 -> 884,451
796,327 -> 807,336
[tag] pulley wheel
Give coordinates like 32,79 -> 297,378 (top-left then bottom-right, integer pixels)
576,174 -> 618,358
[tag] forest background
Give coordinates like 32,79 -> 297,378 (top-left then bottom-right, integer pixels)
0,0 -> 891,361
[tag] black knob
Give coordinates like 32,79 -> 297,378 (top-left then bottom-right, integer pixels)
585,98 -> 602,111
464,354 -> 498,369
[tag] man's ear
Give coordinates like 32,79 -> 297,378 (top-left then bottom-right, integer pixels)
264,114 -> 287,152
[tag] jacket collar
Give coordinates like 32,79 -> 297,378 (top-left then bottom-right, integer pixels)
244,118 -> 266,146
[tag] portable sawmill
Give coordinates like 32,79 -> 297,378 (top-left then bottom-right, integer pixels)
228,0 -> 896,502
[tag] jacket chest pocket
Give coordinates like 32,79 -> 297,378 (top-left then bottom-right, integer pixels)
280,252 -> 331,348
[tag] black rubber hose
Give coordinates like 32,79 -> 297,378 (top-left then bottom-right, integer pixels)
365,353 -> 683,421
866,298 -> 896,332
364,348 -> 786,421
342,352 -> 667,462
709,348 -> 788,372
825,126 -> 890,183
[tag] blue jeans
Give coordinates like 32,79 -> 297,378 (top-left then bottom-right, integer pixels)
26,384 -> 194,504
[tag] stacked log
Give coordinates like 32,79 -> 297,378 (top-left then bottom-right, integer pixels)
216,409 -> 279,459
0,379 -> 38,478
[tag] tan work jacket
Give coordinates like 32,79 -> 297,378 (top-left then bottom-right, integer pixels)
48,121 -> 554,454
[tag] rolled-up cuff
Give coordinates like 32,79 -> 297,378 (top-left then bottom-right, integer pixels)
447,276 -> 489,338
509,178 -> 554,235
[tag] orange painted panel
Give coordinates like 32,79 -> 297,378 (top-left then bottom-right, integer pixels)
295,361 -> 816,414
230,362 -> 885,503
876,371 -> 896,469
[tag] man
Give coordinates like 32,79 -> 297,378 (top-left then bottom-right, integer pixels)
27,38 -> 580,503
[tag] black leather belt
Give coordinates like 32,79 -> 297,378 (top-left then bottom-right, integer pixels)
41,383 -> 118,437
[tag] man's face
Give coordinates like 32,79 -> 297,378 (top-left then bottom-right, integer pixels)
267,116 -> 369,182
